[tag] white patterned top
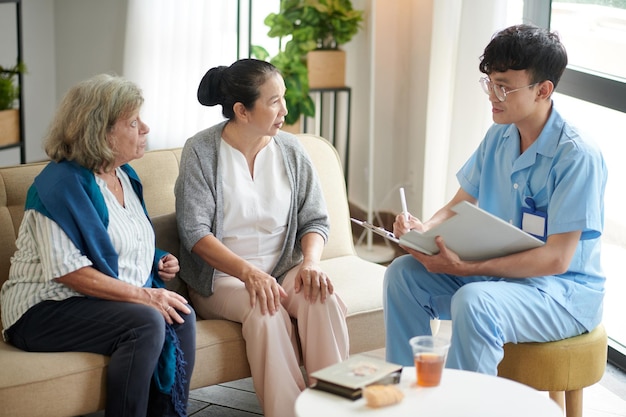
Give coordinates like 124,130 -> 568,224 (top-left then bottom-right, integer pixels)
1,168 -> 155,336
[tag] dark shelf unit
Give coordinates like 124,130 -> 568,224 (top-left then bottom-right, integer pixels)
303,87 -> 352,188
0,0 -> 25,164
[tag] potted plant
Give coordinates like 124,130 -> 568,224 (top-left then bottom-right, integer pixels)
0,62 -> 25,146
252,0 -> 364,128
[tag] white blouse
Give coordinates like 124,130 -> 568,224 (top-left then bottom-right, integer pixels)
1,168 -> 155,335
214,138 -> 291,279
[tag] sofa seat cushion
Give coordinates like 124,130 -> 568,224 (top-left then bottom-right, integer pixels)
190,319 -> 250,389
0,340 -> 107,417
320,255 -> 387,354
0,321 -> 252,416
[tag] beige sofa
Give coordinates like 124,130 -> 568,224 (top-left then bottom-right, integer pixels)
0,134 -> 387,417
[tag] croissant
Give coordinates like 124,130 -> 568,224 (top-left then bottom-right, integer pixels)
362,384 -> 404,408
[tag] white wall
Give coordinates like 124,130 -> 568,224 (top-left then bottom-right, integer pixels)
345,0 -> 423,216
0,0 -> 126,166
21,0 -> 57,164
0,0 -> 57,165
54,0 -> 127,101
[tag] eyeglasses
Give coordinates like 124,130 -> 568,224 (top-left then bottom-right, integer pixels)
479,77 -> 538,102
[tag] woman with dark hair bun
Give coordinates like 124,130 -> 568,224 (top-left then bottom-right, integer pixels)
175,59 -> 349,417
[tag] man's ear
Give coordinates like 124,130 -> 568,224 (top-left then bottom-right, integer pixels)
233,102 -> 248,121
537,80 -> 554,99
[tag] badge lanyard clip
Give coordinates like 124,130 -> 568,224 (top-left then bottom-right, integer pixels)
522,197 -> 547,241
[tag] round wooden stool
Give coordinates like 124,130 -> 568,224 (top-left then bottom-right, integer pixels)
497,324 -> 607,417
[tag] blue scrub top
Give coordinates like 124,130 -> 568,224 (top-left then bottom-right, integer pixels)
456,104 -> 608,330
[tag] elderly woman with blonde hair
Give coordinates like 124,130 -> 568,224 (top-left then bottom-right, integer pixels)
0,74 -> 196,417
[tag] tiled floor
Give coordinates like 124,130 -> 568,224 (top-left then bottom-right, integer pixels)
83,352 -> 626,417
183,362 -> 626,417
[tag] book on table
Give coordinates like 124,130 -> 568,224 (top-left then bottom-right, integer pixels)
310,354 -> 402,400
351,201 -> 544,261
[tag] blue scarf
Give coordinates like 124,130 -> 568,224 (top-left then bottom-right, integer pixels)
26,160 -> 187,416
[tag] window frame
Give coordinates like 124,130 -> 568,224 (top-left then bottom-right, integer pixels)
524,0 -> 626,370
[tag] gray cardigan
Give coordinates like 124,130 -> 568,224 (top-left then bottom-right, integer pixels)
175,121 -> 330,296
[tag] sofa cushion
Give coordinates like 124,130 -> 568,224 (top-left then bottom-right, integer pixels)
297,134 -> 355,260
320,255 -> 387,354
129,149 -> 181,217
0,340 -> 107,417
0,319 -> 253,417
191,320 -> 250,389
0,162 -> 48,302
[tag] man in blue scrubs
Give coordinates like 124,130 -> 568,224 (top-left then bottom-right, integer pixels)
383,24 -> 607,373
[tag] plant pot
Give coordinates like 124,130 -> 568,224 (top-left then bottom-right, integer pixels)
0,109 -> 20,146
307,50 -> 346,89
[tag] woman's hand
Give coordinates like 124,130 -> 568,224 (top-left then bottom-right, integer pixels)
241,268 -> 288,315
145,287 -> 191,325
158,253 -> 180,281
56,266 -> 190,325
294,262 -> 334,303
392,212 -> 424,238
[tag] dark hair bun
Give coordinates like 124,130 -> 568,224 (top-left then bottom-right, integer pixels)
197,66 -> 227,106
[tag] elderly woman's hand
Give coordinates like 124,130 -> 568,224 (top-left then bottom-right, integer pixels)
158,254 -> 180,281
241,268 -> 288,316
145,287 -> 190,325
295,262 -> 334,304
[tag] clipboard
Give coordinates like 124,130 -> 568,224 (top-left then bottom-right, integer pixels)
350,218 -> 399,243
351,201 -> 545,260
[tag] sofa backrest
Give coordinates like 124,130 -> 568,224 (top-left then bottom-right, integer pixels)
0,161 -> 48,285
0,134 -> 355,325
297,134 -> 355,258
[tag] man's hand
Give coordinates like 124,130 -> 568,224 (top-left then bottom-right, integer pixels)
403,236 -> 465,275
393,212 -> 424,238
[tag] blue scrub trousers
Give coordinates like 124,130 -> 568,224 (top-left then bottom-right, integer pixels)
383,255 -> 586,373
5,296 -> 196,417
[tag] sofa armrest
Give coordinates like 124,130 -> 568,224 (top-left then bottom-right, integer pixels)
297,134 -> 356,259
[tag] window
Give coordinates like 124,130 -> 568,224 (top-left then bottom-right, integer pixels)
552,0 -> 626,80
553,93 -> 626,359
526,0 -> 626,368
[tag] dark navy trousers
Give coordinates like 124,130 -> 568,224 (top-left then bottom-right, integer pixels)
6,297 -> 196,417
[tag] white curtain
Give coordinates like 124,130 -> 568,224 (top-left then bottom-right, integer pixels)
123,0 -> 239,150
419,0 -> 523,217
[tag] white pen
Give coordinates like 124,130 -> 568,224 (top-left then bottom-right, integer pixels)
399,187 -> 409,221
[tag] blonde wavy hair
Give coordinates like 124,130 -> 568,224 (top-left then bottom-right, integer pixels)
44,73 -> 144,172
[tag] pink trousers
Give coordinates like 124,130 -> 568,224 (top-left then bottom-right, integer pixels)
189,265 -> 349,417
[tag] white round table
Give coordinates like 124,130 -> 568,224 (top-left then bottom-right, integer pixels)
295,367 -> 563,417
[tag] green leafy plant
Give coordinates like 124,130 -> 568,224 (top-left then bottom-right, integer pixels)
252,0 -> 363,125
0,62 -> 25,111
265,0 -> 364,51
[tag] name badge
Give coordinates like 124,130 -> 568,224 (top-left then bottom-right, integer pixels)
522,197 -> 547,241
